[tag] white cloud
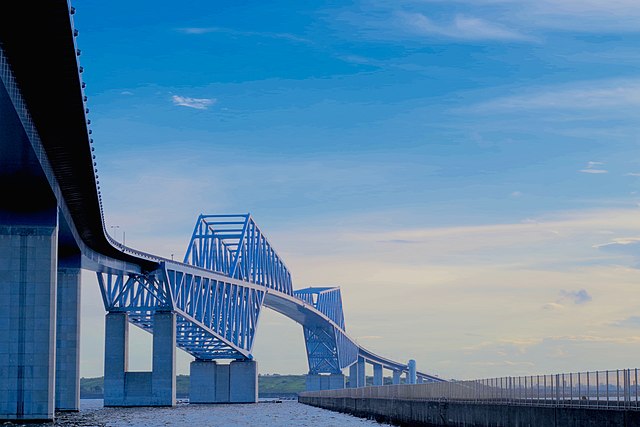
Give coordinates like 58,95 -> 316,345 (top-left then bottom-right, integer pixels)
579,161 -> 608,174
525,0 -> 640,32
396,11 -> 530,41
470,79 -> 640,113
593,237 -> 640,249
558,289 -> 592,305
171,95 -> 216,110
579,169 -> 608,174
178,27 -> 215,34
412,0 -> 640,32
177,27 -> 310,43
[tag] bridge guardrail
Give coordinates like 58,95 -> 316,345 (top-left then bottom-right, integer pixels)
300,368 -> 640,410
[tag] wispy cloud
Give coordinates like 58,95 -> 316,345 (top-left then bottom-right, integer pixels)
470,79 -> 640,113
396,11 -> 531,41
171,95 -> 216,110
408,0 -> 640,33
177,26 -> 310,43
612,316 -> 640,328
579,161 -> 608,174
593,236 -> 640,249
524,0 -> 640,32
558,289 -> 592,305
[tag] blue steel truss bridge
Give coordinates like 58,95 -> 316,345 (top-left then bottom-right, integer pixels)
0,0 -> 444,421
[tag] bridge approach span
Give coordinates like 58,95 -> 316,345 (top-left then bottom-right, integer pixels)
0,0 -> 442,421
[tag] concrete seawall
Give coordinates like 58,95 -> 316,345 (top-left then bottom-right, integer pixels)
298,396 -> 640,426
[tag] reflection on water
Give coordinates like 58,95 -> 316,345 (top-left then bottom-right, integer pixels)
51,399 -> 390,427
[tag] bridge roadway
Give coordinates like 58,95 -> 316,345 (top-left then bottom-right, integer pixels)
0,0 -> 442,422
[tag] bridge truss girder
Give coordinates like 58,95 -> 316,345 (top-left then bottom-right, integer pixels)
184,214 -> 293,295
97,261 -> 267,360
295,287 -> 358,374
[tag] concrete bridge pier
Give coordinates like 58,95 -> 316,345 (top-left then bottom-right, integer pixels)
348,357 -> 366,388
55,267 -> 82,411
392,370 -> 401,385
305,373 -> 345,391
0,216 -> 59,422
104,311 -> 176,407
189,359 -> 258,403
373,363 -> 383,386
408,359 -> 417,384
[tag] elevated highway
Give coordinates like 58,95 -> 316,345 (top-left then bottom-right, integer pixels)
0,0 -> 442,421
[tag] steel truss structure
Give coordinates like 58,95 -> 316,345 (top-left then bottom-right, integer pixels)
295,287 -> 358,374
96,213 -> 443,381
98,262 -> 266,360
184,214 -> 292,295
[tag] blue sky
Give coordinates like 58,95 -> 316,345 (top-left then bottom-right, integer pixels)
72,0 -> 640,380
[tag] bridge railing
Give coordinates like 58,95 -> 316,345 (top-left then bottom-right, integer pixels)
300,368 -> 640,410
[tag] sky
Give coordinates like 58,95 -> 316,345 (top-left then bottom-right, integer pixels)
70,0 -> 640,381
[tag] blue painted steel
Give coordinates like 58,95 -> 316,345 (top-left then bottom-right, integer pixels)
97,262 -> 267,360
184,214 -> 293,295
94,215 -> 443,379
295,287 -> 358,373
0,4 -> 449,417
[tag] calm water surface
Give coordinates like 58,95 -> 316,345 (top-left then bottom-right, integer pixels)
48,399 -> 391,427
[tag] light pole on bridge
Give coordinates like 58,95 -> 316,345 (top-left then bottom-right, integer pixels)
109,225 -> 125,246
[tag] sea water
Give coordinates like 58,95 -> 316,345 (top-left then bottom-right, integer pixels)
51,399 -> 391,426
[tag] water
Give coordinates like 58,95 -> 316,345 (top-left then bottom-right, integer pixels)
48,399 -> 392,426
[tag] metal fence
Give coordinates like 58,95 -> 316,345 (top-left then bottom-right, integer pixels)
300,369 -> 640,410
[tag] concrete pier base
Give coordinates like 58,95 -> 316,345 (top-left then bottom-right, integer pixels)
55,267 -> 81,411
408,359 -> 417,384
230,360 -> 258,403
373,364 -> 383,386
189,360 -> 217,403
306,374 -> 345,391
392,370 -> 401,385
349,364 -> 358,388
103,311 -> 176,407
0,224 -> 58,421
189,360 -> 258,403
356,357 -> 365,387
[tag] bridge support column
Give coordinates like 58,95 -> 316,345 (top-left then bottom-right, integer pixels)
357,357 -> 366,387
190,360 -> 257,403
349,364 -> 358,388
306,374 -> 345,391
0,223 -> 58,421
104,311 -> 176,407
189,360 -> 217,403
408,359 -> 417,385
392,370 -> 401,385
103,312 -> 128,406
373,364 -> 383,386
229,360 -> 258,403
55,267 -> 81,411
151,311 -> 176,406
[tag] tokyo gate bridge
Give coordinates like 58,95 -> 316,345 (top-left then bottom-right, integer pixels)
0,0 -> 444,421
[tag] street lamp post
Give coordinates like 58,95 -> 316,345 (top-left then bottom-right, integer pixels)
110,225 -> 120,244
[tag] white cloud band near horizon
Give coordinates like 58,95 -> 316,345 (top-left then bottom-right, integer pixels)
171,95 -> 216,109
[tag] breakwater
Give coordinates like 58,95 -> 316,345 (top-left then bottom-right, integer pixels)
299,395 -> 640,426
299,369 -> 640,426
